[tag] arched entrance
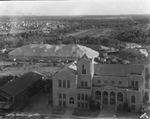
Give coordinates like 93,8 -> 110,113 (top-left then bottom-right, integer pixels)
110,92 -> 115,105
117,92 -> 123,101
103,91 -> 108,105
95,91 -> 101,108
95,91 -> 101,100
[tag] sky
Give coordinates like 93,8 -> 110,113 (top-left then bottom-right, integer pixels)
0,0 -> 150,16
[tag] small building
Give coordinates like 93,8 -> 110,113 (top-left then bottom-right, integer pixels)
0,71 -> 44,111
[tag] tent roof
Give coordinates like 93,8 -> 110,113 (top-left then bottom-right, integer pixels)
9,44 -> 99,59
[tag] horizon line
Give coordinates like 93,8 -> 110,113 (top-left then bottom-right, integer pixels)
0,13 -> 150,17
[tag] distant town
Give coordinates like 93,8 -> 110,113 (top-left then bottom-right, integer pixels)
0,15 -> 150,119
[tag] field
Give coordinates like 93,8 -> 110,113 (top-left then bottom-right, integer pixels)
67,28 -> 112,38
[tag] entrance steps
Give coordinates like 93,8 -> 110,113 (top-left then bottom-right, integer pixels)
98,105 -> 116,118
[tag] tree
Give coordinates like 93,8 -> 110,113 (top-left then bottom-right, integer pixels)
122,100 -> 130,112
88,95 -> 98,110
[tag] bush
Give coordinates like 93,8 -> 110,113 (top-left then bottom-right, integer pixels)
122,101 -> 130,112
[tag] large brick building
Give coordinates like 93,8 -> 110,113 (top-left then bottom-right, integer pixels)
53,54 -> 146,111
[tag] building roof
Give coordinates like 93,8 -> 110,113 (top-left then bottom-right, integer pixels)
58,62 -> 77,75
9,44 -> 99,59
94,64 -> 144,77
0,71 -> 43,97
123,48 -> 148,57
126,43 -> 142,49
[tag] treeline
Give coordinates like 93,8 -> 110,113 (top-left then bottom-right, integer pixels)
0,15 -> 150,49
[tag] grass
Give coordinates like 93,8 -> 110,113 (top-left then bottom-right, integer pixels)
72,108 -> 99,117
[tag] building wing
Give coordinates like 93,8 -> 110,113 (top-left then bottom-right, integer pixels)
0,71 -> 43,97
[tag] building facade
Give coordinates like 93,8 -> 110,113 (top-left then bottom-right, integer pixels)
53,55 -> 146,111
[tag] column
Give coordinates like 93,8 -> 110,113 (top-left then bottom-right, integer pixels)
101,91 -> 103,109
108,92 -> 110,105
115,93 -> 117,112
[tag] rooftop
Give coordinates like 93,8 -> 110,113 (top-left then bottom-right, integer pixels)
0,71 -> 43,97
94,64 -> 144,77
9,44 -> 99,59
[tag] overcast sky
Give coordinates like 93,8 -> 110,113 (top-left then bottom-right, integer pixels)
0,0 -> 150,16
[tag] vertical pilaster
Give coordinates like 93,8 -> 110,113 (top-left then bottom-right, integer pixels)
108,92 -> 110,105
101,91 -> 103,109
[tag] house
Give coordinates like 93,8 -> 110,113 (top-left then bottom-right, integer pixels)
53,54 -> 146,111
0,71 -> 44,111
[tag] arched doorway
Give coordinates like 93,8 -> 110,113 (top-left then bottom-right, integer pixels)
117,92 -> 123,101
95,91 -> 101,100
95,91 -> 101,108
103,91 -> 108,105
110,92 -> 115,105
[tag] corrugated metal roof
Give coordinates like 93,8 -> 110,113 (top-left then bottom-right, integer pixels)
0,71 -> 43,97
8,44 -> 99,59
58,62 -> 77,75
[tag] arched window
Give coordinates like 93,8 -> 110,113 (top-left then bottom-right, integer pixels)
69,97 -> 74,104
131,95 -> 135,103
95,91 -> 101,100
78,93 -> 80,100
81,94 -> 84,100
110,92 -> 115,104
59,80 -> 61,88
117,92 -> 123,101
85,94 -> 88,101
63,80 -> 66,88
82,65 -> 86,74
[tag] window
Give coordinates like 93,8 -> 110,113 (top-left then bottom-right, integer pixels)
69,97 -> 74,104
85,103 -> 88,108
111,81 -> 114,84
63,94 -> 66,99
78,94 -> 80,100
59,80 -> 61,88
131,81 -> 134,86
78,102 -> 80,108
98,80 -> 101,83
81,81 -> 88,87
67,80 -> 70,88
81,102 -> 84,108
63,80 -> 66,88
135,81 -> 138,87
81,94 -> 84,100
81,81 -> 84,87
85,94 -> 88,101
131,95 -> 135,103
105,80 -> 107,84
119,81 -> 122,84
59,101 -> 62,106
82,65 -> 86,74
85,82 -> 87,87
59,93 -> 62,99
63,101 -> 66,106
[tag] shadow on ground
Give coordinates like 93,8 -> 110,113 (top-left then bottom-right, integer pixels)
72,108 -> 99,117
